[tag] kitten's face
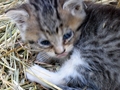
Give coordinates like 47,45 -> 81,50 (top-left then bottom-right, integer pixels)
29,26 -> 74,58
25,11 -> 82,58
6,0 -> 86,58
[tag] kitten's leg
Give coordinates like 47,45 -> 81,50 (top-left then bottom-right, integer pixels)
26,49 -> 81,87
26,64 -> 96,90
26,64 -> 73,88
26,49 -> 97,89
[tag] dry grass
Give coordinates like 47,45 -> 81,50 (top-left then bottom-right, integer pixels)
0,0 -> 119,90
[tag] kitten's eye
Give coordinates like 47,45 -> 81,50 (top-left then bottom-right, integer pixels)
40,40 -> 51,46
28,40 -> 35,44
38,39 -> 51,48
63,31 -> 73,41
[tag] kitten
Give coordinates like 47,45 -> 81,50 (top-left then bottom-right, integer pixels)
6,0 -> 85,64
6,0 -> 120,90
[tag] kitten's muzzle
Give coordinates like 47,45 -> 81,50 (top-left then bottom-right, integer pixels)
55,49 -> 65,55
56,49 -> 68,58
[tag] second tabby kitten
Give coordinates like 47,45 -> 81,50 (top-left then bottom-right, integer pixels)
6,0 -> 120,90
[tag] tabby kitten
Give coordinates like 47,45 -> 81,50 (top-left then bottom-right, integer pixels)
6,0 -> 120,90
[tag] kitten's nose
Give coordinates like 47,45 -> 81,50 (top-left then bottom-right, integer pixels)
55,49 -> 65,55
54,46 -> 65,55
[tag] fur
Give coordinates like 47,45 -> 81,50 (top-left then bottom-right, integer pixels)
6,0 -> 120,90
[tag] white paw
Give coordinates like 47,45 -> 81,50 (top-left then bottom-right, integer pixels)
26,64 -> 63,88
26,64 -> 56,87
26,65 -> 43,82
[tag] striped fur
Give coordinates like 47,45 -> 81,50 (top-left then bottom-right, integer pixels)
6,0 -> 120,90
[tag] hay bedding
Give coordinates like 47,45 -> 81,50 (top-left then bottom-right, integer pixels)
0,0 -> 119,90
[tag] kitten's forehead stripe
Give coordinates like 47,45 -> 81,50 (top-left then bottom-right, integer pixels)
29,0 -> 60,33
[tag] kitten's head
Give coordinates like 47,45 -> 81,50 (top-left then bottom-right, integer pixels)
6,0 -> 86,58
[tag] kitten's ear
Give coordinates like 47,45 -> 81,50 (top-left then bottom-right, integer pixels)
58,0 -> 86,30
5,4 -> 30,31
63,0 -> 86,18
6,9 -> 29,23
59,0 -> 67,7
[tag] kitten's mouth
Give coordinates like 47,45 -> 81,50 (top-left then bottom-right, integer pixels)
56,52 -> 68,58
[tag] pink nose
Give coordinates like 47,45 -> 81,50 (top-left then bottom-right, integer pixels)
55,49 -> 65,55
54,46 -> 65,55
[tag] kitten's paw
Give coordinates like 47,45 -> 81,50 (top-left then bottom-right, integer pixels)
36,52 -> 51,63
26,65 -> 51,87
26,64 -> 61,87
26,65 -> 42,82
26,64 -> 55,85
